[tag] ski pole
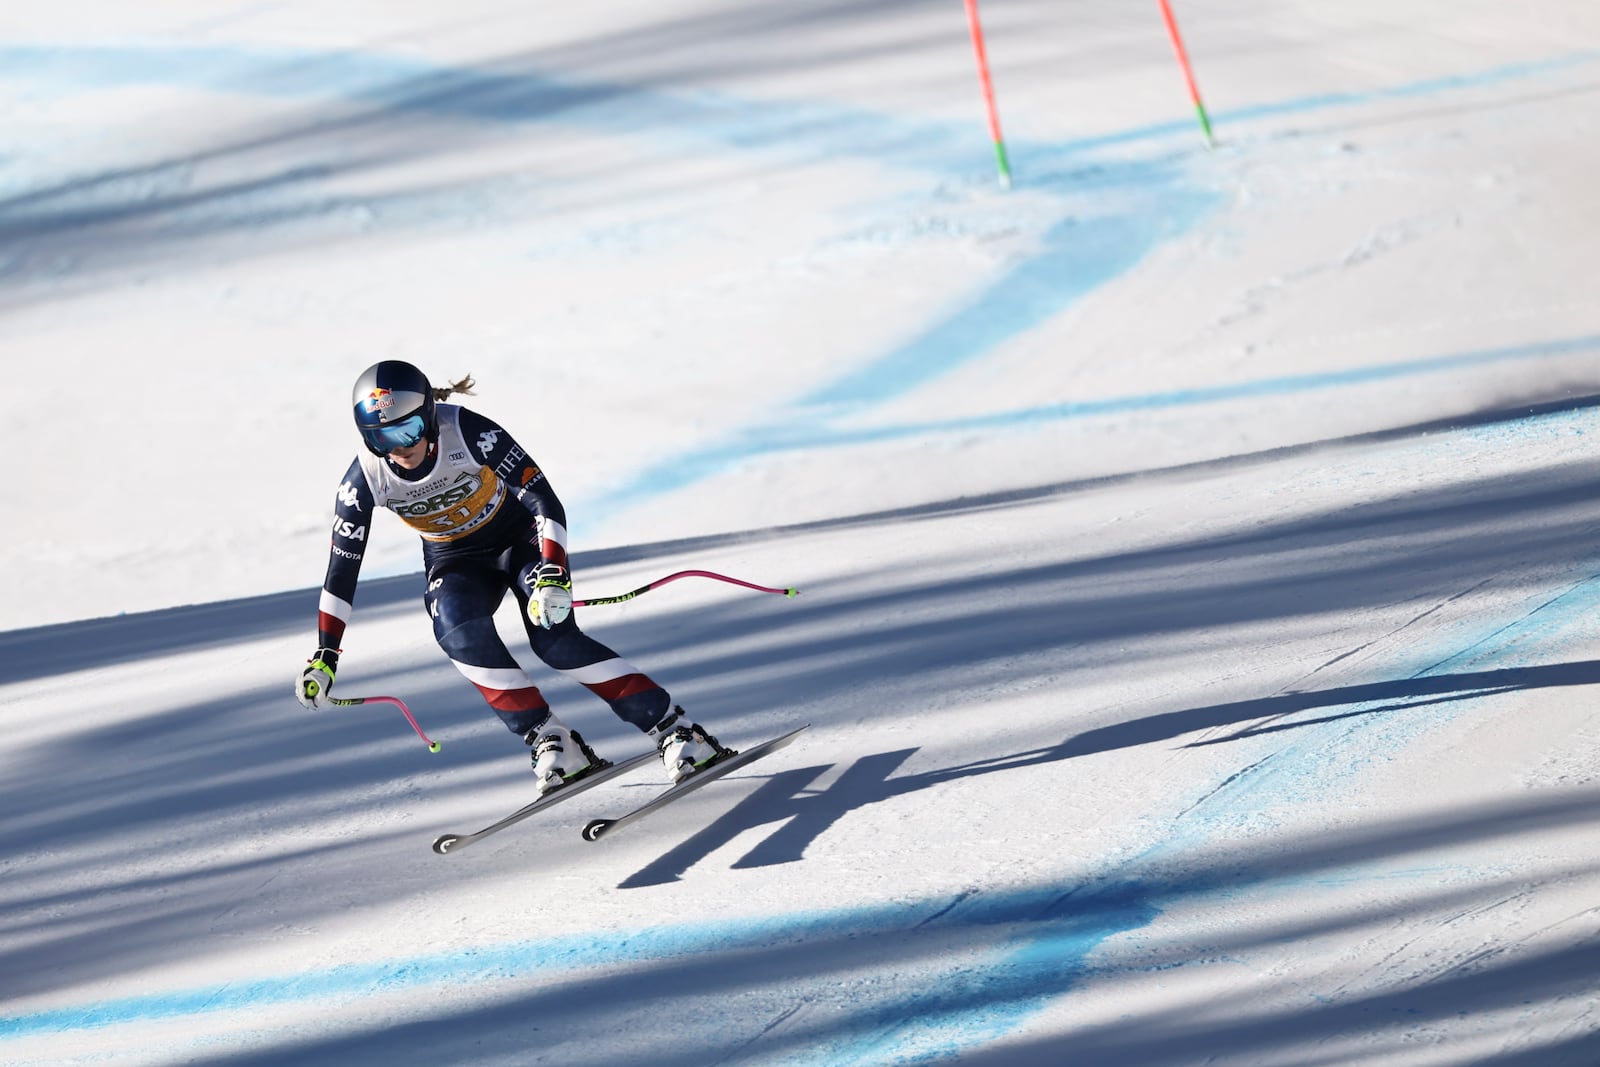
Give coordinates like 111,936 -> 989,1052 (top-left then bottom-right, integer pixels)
573,569 -> 799,609
329,694 -> 441,753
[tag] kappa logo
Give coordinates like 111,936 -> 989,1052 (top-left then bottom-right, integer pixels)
477,430 -> 500,454
337,481 -> 363,509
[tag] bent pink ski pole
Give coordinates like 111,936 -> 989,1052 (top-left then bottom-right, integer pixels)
574,569 -> 799,609
330,695 -> 441,752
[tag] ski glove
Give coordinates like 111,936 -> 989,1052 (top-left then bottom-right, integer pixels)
296,647 -> 339,708
527,562 -> 573,629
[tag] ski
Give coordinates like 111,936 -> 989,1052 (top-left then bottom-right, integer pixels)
432,751 -> 657,854
581,725 -> 810,842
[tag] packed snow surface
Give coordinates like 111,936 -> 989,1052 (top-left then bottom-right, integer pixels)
3,2 -> 1599,1064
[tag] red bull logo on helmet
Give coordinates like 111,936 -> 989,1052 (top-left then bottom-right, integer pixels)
362,387 -> 396,417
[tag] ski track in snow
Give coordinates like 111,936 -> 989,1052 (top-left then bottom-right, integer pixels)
4,10 -> 1600,1065
5,508 -> 1599,1063
5,39 -> 1600,536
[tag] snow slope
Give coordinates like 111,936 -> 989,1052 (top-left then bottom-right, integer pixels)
3,1 -> 1599,1063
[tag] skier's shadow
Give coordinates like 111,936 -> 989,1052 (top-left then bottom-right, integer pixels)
621,744 -> 1085,887
617,659 -> 1600,888
617,752 -> 910,889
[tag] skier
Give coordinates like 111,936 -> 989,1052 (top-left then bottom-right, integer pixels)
294,360 -> 723,792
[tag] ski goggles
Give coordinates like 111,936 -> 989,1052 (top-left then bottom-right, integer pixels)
360,412 -> 428,454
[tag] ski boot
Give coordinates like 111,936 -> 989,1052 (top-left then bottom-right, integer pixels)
651,706 -> 728,784
525,717 -> 600,795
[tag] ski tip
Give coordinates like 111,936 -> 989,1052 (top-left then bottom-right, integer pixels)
581,818 -> 613,843
432,834 -> 461,855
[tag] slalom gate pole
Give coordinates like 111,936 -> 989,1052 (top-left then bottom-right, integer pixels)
962,0 -> 1013,189
573,569 -> 800,609
1157,0 -> 1215,147
329,695 -> 441,752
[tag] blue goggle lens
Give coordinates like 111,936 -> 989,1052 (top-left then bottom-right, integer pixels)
361,413 -> 428,454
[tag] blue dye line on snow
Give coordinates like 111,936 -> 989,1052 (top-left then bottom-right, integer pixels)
799,184 -> 1210,412
1144,537 -> 1600,866
4,40 -> 1596,514
0,42 -> 998,180
7,419 -> 1598,1059
0,885 -> 1160,1045
4,41 -> 1599,1062
3,45 -> 1593,175
9,520 -> 1596,1052
591,330 -> 1600,516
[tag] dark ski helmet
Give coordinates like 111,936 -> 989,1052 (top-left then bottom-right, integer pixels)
352,360 -> 437,456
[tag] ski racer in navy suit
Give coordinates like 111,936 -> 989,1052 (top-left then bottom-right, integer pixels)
294,360 -> 721,792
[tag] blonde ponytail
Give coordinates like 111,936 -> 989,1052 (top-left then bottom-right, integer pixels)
432,374 -> 476,402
